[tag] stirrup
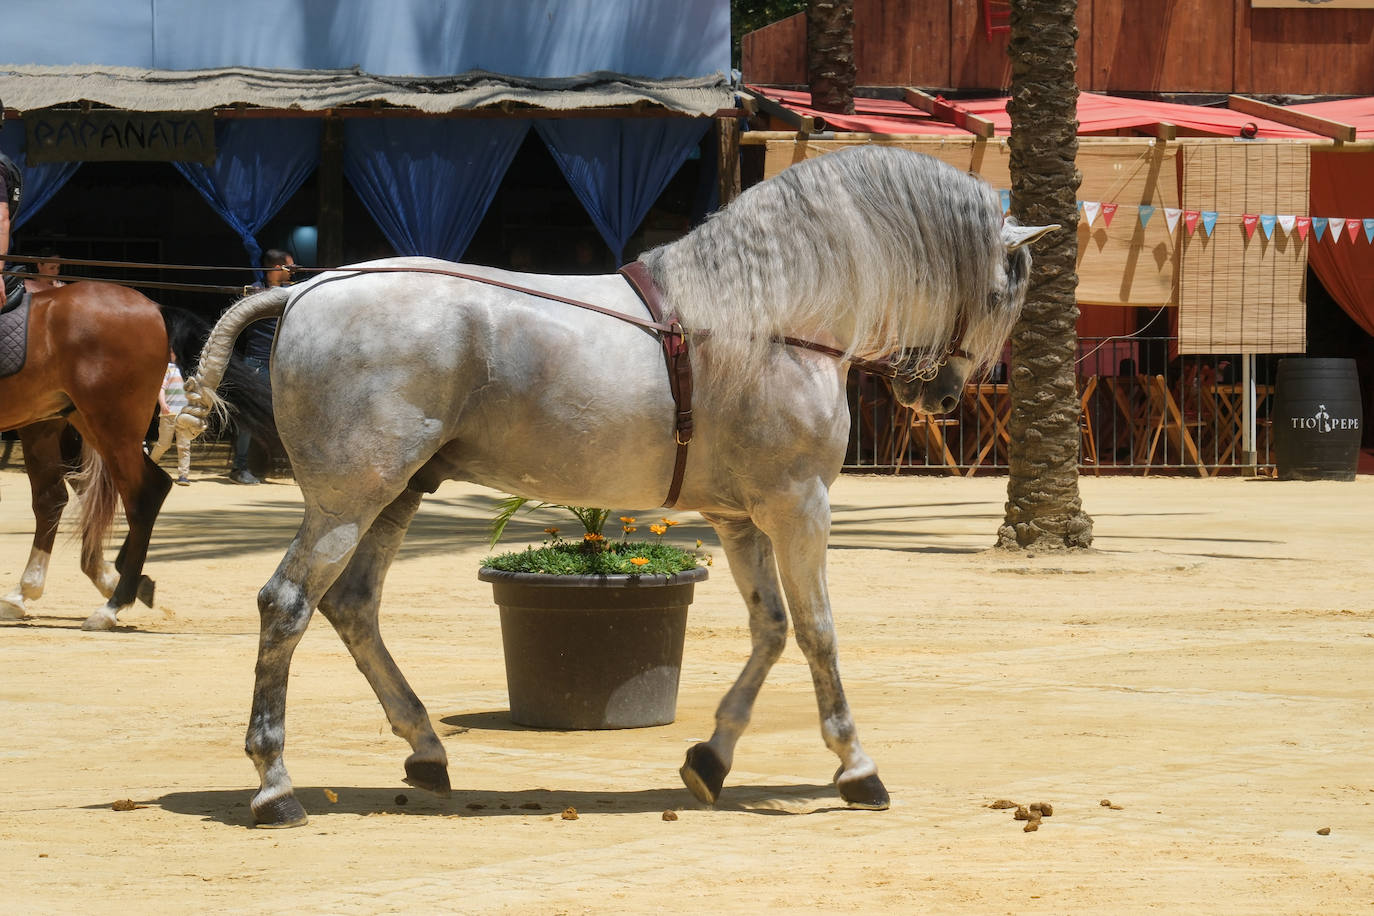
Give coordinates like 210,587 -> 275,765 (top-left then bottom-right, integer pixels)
2,278 -> 26,314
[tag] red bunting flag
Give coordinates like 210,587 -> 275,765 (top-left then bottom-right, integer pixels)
1242,214 -> 1258,239
1101,202 -> 1118,228
1295,216 -> 1311,240
1183,210 -> 1200,235
1347,218 -> 1362,243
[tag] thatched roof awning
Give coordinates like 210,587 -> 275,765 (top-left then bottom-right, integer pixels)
0,65 -> 736,118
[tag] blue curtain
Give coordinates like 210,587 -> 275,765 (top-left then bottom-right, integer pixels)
343,119 -> 530,261
174,119 -> 322,267
0,131 -> 82,232
535,118 -> 711,263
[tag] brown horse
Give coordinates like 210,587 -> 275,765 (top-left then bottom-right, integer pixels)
0,281 -> 272,629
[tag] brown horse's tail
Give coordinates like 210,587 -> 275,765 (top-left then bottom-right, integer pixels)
68,441 -> 118,574
180,285 -> 291,440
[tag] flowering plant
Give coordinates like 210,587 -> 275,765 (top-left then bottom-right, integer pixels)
482,496 -> 707,576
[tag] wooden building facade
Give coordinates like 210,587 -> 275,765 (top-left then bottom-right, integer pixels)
743,0 -> 1374,97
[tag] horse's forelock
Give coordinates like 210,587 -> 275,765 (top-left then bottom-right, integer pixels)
640,146 -> 1014,393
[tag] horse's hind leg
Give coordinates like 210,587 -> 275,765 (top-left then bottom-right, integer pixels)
1,422 -> 70,619
76,444 -> 171,631
316,488 -> 450,797
680,513 -> 791,804
246,490 -> 398,827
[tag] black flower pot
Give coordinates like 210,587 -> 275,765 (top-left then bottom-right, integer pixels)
478,567 -> 708,729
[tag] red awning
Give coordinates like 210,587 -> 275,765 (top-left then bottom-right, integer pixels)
749,86 -> 1367,141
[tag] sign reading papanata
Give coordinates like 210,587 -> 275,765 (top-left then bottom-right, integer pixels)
25,111 -> 217,164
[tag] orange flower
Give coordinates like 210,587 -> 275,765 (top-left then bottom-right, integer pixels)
544,527 -> 559,536
661,518 -> 679,527
583,532 -> 605,542
622,525 -> 637,535
629,557 -> 650,566
619,516 -> 636,524
650,524 -> 668,536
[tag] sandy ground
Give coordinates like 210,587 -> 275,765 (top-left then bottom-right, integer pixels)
1,460 -> 1372,914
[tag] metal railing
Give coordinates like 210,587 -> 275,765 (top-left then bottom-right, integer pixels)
845,337 -> 1288,475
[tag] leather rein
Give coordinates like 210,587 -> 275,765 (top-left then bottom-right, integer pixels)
291,261 -> 970,508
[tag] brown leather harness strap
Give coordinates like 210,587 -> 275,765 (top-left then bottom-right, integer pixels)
618,260 -> 693,508
295,261 -> 970,509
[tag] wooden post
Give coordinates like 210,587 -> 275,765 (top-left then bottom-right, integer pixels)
1241,353 -> 1257,475
317,115 -> 344,268
715,116 -> 741,207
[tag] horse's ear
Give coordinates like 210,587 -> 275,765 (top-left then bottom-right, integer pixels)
1002,222 -> 1060,251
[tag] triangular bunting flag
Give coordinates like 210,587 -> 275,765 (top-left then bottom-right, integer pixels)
1295,216 -> 1310,240
1200,210 -> 1217,236
1365,218 -> 1374,244
1278,215 -> 1296,234
999,188 -> 1010,214
1165,208 -> 1182,234
1346,218 -> 1361,243
1312,217 -> 1328,241
1101,202 -> 1119,228
1183,210 -> 1200,235
1082,201 -> 1101,227
1139,204 -> 1156,227
1241,214 -> 1258,239
1329,218 -> 1343,245
1260,214 -> 1276,240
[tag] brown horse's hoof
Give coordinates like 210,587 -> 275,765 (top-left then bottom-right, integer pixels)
680,743 -> 727,805
252,793 -> 309,828
836,770 -> 890,810
137,575 -> 156,608
403,758 -> 451,796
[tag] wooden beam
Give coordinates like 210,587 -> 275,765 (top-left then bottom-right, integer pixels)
740,87 -> 823,135
1226,95 -> 1356,142
902,88 -> 996,139
1146,122 -> 1177,141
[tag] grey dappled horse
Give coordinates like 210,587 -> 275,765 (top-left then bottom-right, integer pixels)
184,145 -> 1055,827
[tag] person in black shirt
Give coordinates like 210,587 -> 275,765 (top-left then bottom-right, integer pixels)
1,141 -> 24,311
228,248 -> 293,484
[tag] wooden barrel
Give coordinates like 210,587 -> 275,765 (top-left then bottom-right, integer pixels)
1273,358 -> 1363,481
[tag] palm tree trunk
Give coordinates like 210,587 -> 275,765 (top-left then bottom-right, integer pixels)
806,0 -> 855,114
997,0 -> 1093,550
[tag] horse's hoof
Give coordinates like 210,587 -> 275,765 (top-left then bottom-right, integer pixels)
836,770 -> 890,810
137,576 -> 156,608
252,793 -> 309,828
403,758 -> 451,797
81,607 -> 118,631
0,594 -> 26,620
680,743 -> 728,805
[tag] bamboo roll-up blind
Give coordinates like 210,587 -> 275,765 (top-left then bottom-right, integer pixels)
1178,142 -> 1308,354
1074,142 -> 1179,307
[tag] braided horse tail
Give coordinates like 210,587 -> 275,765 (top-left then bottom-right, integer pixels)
180,286 -> 290,440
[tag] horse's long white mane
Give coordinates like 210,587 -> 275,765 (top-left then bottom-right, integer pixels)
639,145 -> 1021,392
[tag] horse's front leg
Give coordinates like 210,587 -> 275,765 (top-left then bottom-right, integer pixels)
317,488 -> 450,798
680,513 -> 790,805
759,481 -> 889,810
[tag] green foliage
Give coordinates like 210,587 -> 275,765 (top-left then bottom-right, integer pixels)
481,540 -> 702,577
488,497 -> 610,547
731,0 -> 808,68
485,497 -> 708,576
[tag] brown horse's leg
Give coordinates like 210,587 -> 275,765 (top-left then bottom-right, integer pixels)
66,415 -> 171,631
1,421 -> 70,619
